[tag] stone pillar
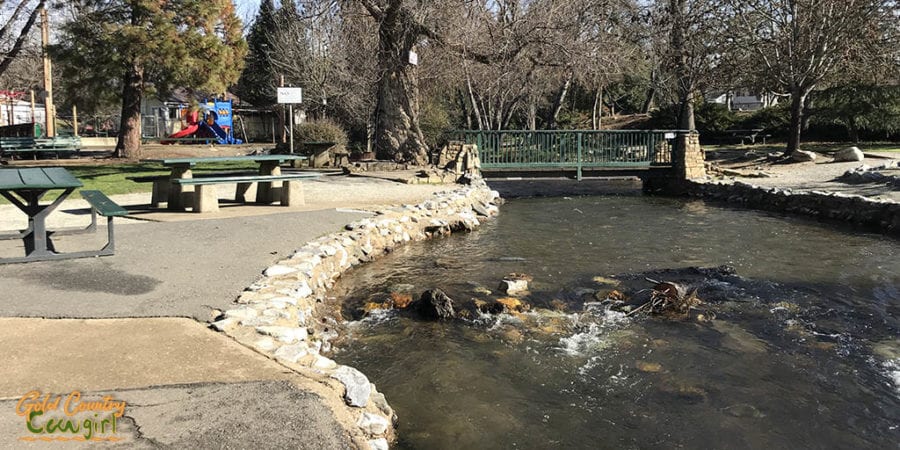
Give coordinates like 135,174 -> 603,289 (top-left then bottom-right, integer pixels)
281,180 -> 305,206
675,132 -> 705,180
194,185 -> 219,213
168,166 -> 193,211
256,162 -> 282,204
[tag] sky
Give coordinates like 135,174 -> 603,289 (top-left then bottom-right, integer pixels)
235,0 -> 262,22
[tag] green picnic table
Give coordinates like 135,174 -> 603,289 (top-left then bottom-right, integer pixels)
140,155 -> 310,211
0,167 -> 126,263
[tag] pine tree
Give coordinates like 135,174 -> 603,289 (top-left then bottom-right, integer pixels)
52,0 -> 247,158
235,0 -> 279,107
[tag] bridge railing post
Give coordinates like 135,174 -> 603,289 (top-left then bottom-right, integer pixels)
576,132 -> 583,181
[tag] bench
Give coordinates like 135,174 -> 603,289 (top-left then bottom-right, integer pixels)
0,136 -> 82,160
79,190 -> 128,256
171,173 -> 323,213
127,171 -> 260,208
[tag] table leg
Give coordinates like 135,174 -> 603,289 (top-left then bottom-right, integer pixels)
167,165 -> 193,211
256,161 -> 282,204
21,188 -> 74,258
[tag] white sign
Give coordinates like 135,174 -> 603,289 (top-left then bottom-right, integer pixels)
277,87 -> 303,104
664,132 -> 676,139
408,51 -> 419,66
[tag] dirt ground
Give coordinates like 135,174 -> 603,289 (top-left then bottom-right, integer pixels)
705,146 -> 900,202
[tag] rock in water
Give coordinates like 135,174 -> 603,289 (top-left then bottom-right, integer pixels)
791,150 -> 817,162
413,289 -> 456,320
833,146 -> 864,162
498,273 -> 531,296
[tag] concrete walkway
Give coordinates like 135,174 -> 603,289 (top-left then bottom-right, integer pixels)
0,175 -> 450,447
0,318 -> 353,449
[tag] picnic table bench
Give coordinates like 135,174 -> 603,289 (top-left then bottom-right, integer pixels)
0,167 -> 125,263
139,155 -> 318,212
0,136 -> 82,160
724,129 -> 770,145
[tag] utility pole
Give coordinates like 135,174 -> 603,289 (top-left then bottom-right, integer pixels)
41,6 -> 55,137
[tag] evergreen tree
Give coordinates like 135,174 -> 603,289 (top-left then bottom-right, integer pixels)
235,0 -> 279,107
52,0 -> 247,158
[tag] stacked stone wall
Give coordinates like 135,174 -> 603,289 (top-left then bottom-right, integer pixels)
687,180 -> 900,235
211,179 -> 502,449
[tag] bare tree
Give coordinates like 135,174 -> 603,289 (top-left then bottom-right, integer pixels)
0,0 -> 45,79
725,0 -> 899,154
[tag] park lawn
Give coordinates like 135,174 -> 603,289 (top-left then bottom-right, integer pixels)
0,161 -> 265,205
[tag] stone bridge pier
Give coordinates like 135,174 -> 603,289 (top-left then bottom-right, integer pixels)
642,132 -> 706,194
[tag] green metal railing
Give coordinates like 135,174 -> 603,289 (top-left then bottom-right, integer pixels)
448,130 -> 682,179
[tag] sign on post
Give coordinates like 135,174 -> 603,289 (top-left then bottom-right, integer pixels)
277,87 -> 303,104
277,87 -> 303,155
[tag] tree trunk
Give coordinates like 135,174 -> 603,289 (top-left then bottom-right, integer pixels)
641,71 -> 656,114
785,88 -> 806,155
678,96 -> 695,131
592,86 -> 602,130
527,101 -> 536,130
801,94 -> 813,131
372,11 -> 428,164
114,62 -> 144,159
546,73 -> 572,129
670,0 -> 694,131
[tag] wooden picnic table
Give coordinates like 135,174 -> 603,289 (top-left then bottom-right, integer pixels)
140,155 -> 308,210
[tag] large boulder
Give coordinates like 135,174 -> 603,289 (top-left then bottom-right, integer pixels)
833,146 -> 864,162
791,150 -> 817,162
412,289 -> 456,320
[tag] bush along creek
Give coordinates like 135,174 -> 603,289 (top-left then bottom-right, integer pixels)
210,177 -> 501,449
328,195 -> 899,450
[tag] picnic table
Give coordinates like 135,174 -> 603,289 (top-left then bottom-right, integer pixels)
0,167 -> 126,263
724,129 -> 770,145
140,155 -> 314,212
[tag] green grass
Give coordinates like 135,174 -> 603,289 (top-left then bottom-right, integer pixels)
0,161 -> 266,205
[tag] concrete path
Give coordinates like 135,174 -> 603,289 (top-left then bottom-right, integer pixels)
0,175 -> 452,447
0,318 -> 352,449
0,209 -> 367,320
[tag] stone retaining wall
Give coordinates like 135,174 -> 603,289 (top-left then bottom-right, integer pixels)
687,180 -> 900,235
211,178 -> 501,449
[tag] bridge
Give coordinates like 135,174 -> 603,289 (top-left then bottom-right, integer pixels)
446,129 -> 705,190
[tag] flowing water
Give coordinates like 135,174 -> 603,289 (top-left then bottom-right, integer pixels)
330,195 -> 900,449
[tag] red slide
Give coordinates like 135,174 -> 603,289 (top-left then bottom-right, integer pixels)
167,124 -> 199,139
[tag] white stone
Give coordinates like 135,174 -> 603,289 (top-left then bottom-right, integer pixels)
223,308 -> 257,320
312,355 -> 338,370
357,413 -> 390,435
331,366 -> 372,407
210,318 -> 238,332
791,150 -> 817,162
833,146 -> 864,162
254,337 -> 278,352
240,316 -> 277,327
368,438 -> 389,450
273,343 -> 309,363
498,278 -> 529,296
256,326 -> 309,343
269,296 -> 298,307
292,281 -> 313,299
265,265 -> 298,277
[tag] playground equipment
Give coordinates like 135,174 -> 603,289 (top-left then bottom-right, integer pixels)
164,99 -> 243,144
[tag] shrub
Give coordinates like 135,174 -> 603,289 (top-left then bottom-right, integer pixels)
736,103 -> 790,135
292,119 -> 349,147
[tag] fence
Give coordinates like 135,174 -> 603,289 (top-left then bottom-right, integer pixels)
448,130 -> 681,177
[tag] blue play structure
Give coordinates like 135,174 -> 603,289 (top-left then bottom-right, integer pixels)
166,99 -> 243,144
